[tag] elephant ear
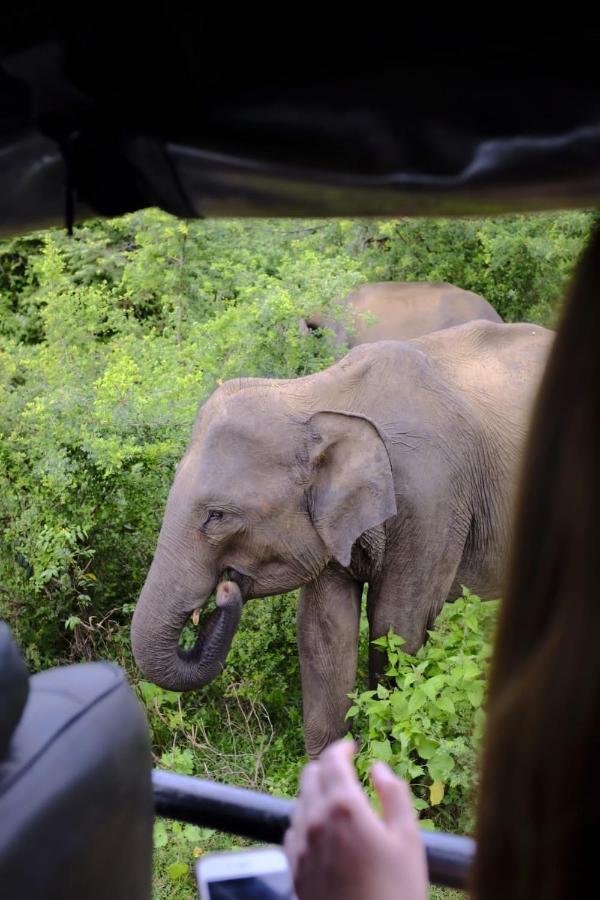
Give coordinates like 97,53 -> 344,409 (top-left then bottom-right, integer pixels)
305,411 -> 397,568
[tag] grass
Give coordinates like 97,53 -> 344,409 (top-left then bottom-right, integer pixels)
152,826 -> 467,899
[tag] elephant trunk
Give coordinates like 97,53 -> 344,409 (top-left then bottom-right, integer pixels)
131,575 -> 243,692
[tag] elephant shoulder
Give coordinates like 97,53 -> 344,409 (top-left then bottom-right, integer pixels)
411,320 -> 554,413
411,319 -> 552,359
462,320 -> 554,366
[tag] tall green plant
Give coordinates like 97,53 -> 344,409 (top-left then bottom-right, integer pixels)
348,589 -> 498,833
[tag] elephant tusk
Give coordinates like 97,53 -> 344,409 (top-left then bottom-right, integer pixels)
191,608 -> 200,627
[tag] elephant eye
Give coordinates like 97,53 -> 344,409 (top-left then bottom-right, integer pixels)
203,509 -> 223,528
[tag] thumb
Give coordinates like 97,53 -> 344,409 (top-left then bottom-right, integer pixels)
370,761 -> 415,828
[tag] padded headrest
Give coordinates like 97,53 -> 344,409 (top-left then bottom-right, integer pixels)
0,623 -> 29,760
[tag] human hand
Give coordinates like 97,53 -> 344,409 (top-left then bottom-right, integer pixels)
284,739 -> 428,900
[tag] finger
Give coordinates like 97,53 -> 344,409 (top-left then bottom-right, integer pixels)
370,761 -> 416,828
316,739 -> 357,795
286,758 -> 326,869
317,740 -> 374,821
289,761 -> 319,838
298,760 -> 323,814
300,759 -> 322,795
283,825 -> 300,879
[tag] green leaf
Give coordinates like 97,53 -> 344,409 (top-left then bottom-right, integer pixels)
391,724 -> 410,747
467,682 -> 485,707
198,828 -> 216,840
370,739 -> 393,763
462,660 -> 480,681
167,862 -> 188,881
390,692 -> 408,720
358,690 -> 377,702
407,762 -> 425,779
153,821 -> 168,848
408,687 -> 427,715
422,674 -> 447,700
388,631 -> 406,648
371,636 -> 389,648
436,695 -> 456,715
428,751 -> 455,782
183,824 -> 202,843
415,735 -> 438,760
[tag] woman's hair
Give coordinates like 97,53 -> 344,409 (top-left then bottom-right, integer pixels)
472,224 -> 600,900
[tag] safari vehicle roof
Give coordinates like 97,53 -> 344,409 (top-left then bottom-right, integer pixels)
2,8 -> 600,234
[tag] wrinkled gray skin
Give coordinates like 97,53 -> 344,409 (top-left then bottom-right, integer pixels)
303,280 -> 502,347
131,320 -> 552,757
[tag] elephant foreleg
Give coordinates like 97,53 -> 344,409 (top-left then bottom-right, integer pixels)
297,569 -> 362,759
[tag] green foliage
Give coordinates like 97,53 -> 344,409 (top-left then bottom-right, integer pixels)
0,215 -> 361,669
428,890 -> 463,900
152,812 -> 252,900
348,589 -> 498,833
358,213 -> 594,326
0,210 -> 589,895
0,233 -> 46,343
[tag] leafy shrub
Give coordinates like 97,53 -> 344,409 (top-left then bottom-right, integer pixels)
357,212 -> 595,326
0,218 -> 357,668
348,589 -> 498,833
153,813 -> 251,900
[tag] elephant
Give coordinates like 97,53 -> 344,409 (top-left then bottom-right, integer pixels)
131,319 -> 552,758
303,280 -> 502,347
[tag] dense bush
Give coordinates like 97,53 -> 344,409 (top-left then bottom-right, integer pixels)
0,217 -> 357,668
356,213 -> 595,325
349,589 -> 498,834
0,210 -> 592,897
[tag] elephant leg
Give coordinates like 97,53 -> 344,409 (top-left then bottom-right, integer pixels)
367,533 -> 465,687
297,569 -> 362,759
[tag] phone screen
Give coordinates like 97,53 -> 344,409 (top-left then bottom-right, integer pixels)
206,872 -> 294,899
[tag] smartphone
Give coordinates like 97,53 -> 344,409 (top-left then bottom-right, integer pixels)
196,846 -> 297,900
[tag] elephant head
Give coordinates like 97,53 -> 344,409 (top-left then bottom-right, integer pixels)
131,379 -> 396,691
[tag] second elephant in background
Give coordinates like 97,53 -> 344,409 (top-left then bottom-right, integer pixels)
304,280 -> 502,347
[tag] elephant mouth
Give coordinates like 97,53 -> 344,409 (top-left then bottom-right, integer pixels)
179,599 -> 217,654
183,569 -> 249,637
226,566 -> 252,594
177,578 -> 244,668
